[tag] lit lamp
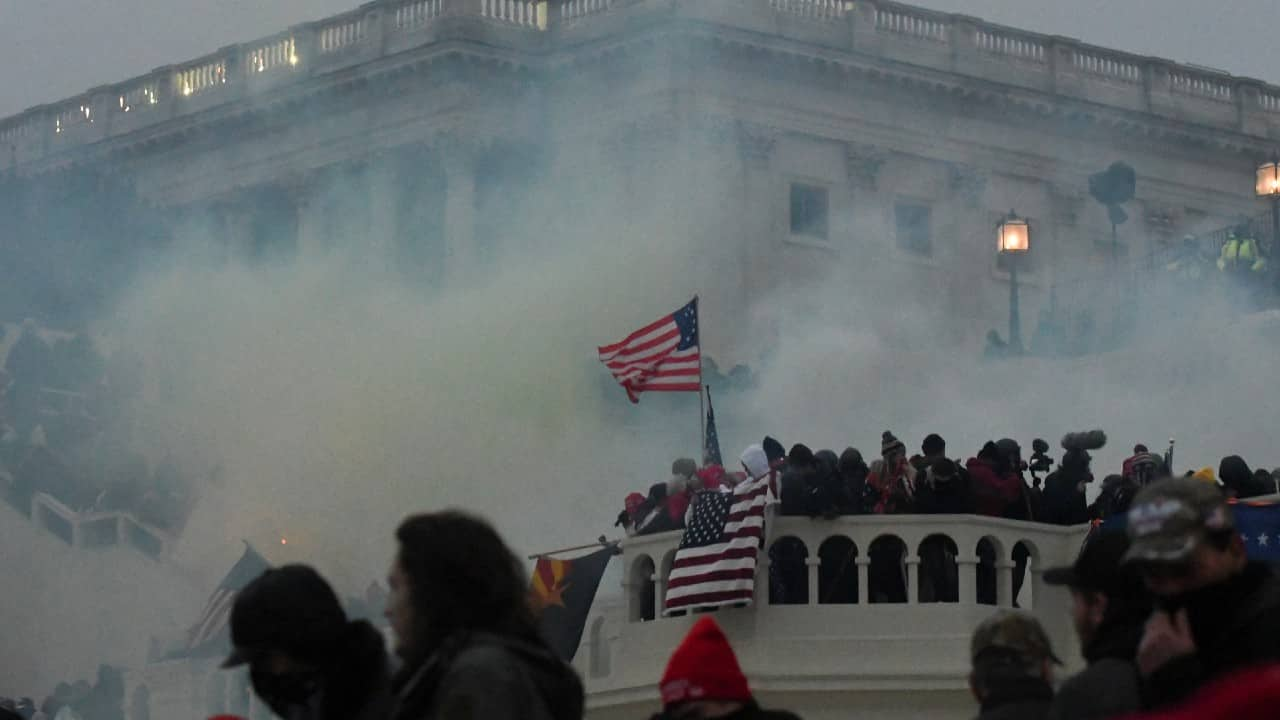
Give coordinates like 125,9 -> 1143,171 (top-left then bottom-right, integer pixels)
1256,154 -> 1280,265
997,210 -> 1031,351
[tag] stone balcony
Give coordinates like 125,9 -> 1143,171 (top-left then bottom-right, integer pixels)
582,512 -> 1091,718
2,0 -> 1278,174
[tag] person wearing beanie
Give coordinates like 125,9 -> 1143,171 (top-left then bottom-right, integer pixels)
650,617 -> 801,720
762,437 -> 786,469
868,431 -> 916,514
223,564 -> 392,720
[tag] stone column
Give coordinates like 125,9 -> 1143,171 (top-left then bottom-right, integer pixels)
758,555 -> 773,605
288,172 -> 328,258
856,557 -> 871,604
439,139 -> 478,283
957,554 -> 979,605
736,122 -> 777,313
806,557 -> 821,605
366,155 -> 401,268
905,555 -> 920,604
652,572 -> 666,620
996,559 -> 1015,608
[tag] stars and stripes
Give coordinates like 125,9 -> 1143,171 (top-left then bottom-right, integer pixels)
179,544 -> 270,657
598,298 -> 700,403
664,476 -> 769,615
1235,502 -> 1280,562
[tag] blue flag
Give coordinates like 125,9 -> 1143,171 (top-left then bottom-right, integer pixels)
1093,500 -> 1280,563
703,385 -> 723,466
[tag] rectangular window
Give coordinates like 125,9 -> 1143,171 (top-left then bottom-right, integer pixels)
895,203 -> 932,256
789,183 -> 829,241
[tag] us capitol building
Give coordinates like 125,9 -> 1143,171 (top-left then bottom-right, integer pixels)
3,1 -> 1279,718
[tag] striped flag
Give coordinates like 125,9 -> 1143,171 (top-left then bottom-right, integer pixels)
174,544 -> 270,658
598,298 -> 700,403
664,476 -> 769,615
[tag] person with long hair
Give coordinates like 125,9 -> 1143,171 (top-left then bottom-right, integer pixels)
385,510 -> 584,720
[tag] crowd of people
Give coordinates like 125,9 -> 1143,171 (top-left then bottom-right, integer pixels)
615,430 -> 1279,539
0,666 -> 126,720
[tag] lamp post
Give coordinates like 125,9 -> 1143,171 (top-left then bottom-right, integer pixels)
1256,154 -> 1280,266
997,210 -> 1031,352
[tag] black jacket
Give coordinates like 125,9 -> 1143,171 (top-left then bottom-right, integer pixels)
1046,617 -> 1144,720
1040,471 -> 1089,525
975,677 -> 1053,720
1144,562 -> 1280,708
390,631 -> 584,720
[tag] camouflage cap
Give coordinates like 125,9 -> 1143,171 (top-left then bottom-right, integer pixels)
1123,476 -> 1233,565
970,610 -> 1062,668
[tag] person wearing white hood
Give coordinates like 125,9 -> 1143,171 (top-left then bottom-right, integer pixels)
686,444 -> 775,526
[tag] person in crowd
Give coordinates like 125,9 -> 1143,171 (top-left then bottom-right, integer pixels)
868,432 -> 916,514
763,436 -> 786,473
968,611 -> 1059,720
615,492 -> 647,537
740,444 -> 770,483
1124,664 -> 1280,720
649,617 -> 801,720
1042,531 -> 1150,720
910,433 -> 948,476
0,700 -> 20,720
664,458 -> 698,528
1123,477 -> 1280,708
968,442 -> 1022,519
915,458 -> 971,515
1089,474 -> 1139,521
386,510 -> 583,720
1217,455 -> 1270,499
1041,431 -> 1105,525
1122,444 -> 1149,480
779,444 -> 817,516
915,457 -> 965,602
222,564 -> 391,720
836,447 -> 871,514
995,438 -> 1036,521
811,449 -> 848,517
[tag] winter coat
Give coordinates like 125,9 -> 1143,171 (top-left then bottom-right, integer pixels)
868,457 -> 916,514
1218,456 -> 1271,499
967,458 -> 1021,518
778,465 -> 815,516
1089,476 -> 1139,521
1041,470 -> 1090,525
915,464 -> 973,515
973,677 -> 1053,720
838,449 -> 871,513
390,631 -> 583,720
1046,616 -> 1144,720
1127,664 -> 1280,720
1144,562 -> 1280,709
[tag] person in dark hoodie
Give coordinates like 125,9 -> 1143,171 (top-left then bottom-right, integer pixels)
1043,531 -> 1151,720
778,444 -> 817,516
222,564 -> 392,720
1217,455 -> 1271,499
1042,431 -> 1106,526
1123,477 -> 1280,709
838,447 -> 871,514
968,442 -> 1022,519
811,449 -> 848,517
649,617 -> 801,720
386,510 -> 583,720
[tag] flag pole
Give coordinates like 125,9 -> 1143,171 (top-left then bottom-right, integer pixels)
527,537 -> 621,560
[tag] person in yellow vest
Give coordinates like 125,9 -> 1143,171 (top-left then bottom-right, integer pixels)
1217,225 -> 1266,274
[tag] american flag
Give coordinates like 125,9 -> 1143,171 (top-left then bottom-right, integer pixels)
179,544 -> 270,657
598,298 -> 700,403
664,476 -> 769,614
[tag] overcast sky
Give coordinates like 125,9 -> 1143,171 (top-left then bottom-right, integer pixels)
1,0 -> 1278,119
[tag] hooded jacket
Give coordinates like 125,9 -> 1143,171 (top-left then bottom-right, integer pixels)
1218,456 -> 1271,499
967,456 -> 1022,518
1046,613 -> 1144,720
390,631 -> 583,720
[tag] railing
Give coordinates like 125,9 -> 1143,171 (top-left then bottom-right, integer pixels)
770,0 -> 848,21
1072,49 -> 1141,83
976,29 -> 1046,63
875,6 -> 948,43
1171,70 -> 1233,102
246,36 -> 297,75
318,15 -> 367,54
559,0 -> 614,21
175,59 -> 227,98
118,81 -> 160,114
1263,93 -> 1280,113
394,0 -> 445,30
481,0 -> 541,28
54,103 -> 93,135
0,118 -> 31,144
28,492 -> 174,559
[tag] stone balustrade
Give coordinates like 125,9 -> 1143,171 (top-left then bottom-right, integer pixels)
2,0 -> 1279,172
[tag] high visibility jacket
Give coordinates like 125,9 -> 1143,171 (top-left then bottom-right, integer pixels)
1219,235 -> 1267,273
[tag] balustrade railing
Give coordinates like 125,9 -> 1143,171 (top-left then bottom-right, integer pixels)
481,0 -> 541,28
319,15 -> 367,54
559,0 -> 614,21
875,6 -> 948,43
1170,70 -> 1233,101
394,0 -> 445,30
0,118 -> 32,144
1262,93 -> 1280,113
118,81 -> 160,114
770,0 -> 848,21
27,492 -> 173,560
175,59 -> 228,98
976,29 -> 1046,63
54,103 -> 93,135
247,36 -> 298,75
1072,49 -> 1141,83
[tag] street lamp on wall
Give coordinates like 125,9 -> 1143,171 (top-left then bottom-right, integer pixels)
997,210 -> 1031,351
1257,154 -> 1280,264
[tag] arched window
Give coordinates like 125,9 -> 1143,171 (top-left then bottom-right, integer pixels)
818,536 -> 859,604
629,555 -> 656,622
589,616 -> 610,678
918,533 -> 959,603
768,536 -> 809,605
976,537 -> 1005,605
868,535 -> 908,603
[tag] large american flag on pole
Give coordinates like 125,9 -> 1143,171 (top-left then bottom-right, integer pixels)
598,298 -> 700,403
172,544 -> 270,658
664,476 -> 769,614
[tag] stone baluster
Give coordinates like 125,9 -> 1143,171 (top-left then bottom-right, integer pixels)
757,554 -> 772,605
904,555 -> 920,604
957,553 -> 979,604
651,572 -> 664,620
806,557 -> 821,605
996,559 -> 1015,607
855,556 -> 871,604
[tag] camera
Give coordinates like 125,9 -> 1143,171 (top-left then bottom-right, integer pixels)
1028,438 -> 1054,483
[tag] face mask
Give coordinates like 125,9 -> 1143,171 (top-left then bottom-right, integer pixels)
251,668 -> 321,718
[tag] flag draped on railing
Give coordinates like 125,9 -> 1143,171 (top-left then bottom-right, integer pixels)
664,476 -> 769,615
597,298 -> 700,403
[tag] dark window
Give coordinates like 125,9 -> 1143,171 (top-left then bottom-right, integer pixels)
790,183 -> 829,240
895,203 -> 932,256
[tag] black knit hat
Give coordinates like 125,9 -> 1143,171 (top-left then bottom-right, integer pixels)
763,436 -> 786,464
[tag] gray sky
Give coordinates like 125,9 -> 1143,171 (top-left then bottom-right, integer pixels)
0,0 -> 1278,119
